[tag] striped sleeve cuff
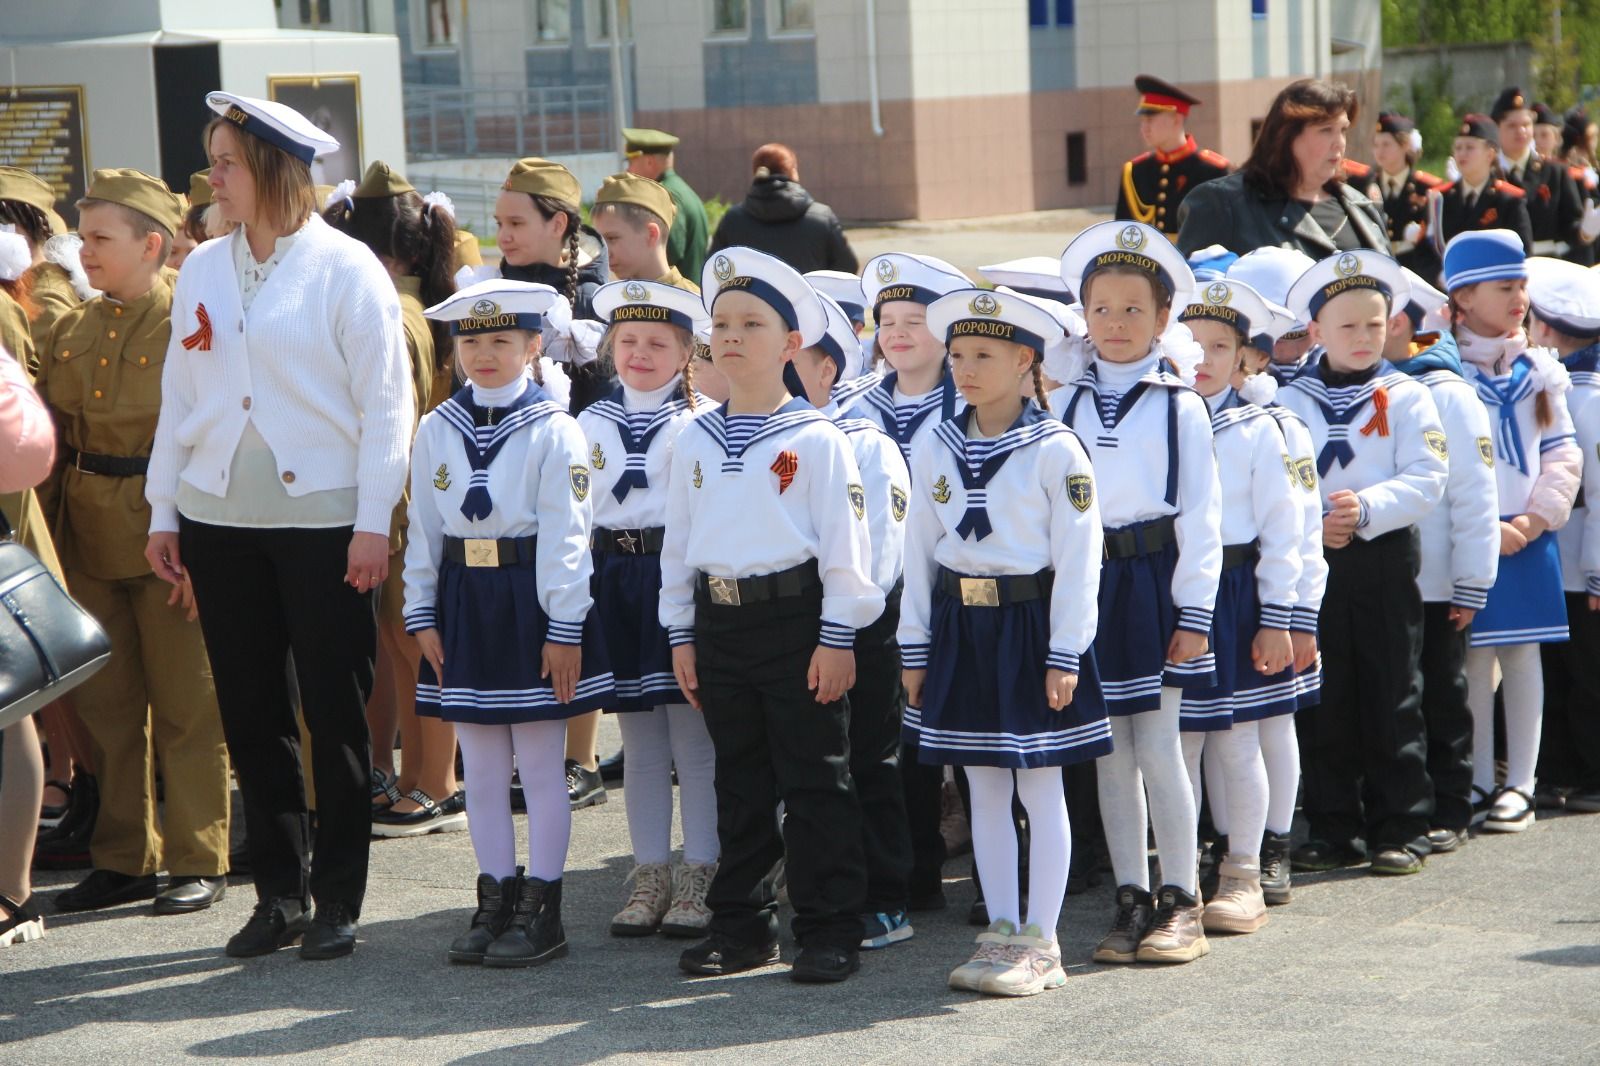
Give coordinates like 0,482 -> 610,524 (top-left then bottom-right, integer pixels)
403,607 -> 436,634
1045,649 -> 1081,673
819,621 -> 856,649
1176,606 -> 1213,634
1355,497 -> 1370,529
1587,575 -> 1600,598
1540,432 -> 1577,452
1451,583 -> 1491,611
546,618 -> 585,646
1259,603 -> 1293,630
668,626 -> 695,648
1291,606 -> 1321,633
901,642 -> 930,668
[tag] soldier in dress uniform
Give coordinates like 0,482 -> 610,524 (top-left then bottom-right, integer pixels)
1114,75 -> 1231,241
591,173 -> 699,293
1491,87 -> 1590,264
624,129 -> 710,284
37,169 -> 231,916
1428,114 -> 1534,259
1367,112 -> 1443,279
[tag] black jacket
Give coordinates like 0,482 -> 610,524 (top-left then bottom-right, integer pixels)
709,175 -> 859,274
1176,171 -> 1390,259
1430,179 -> 1534,258
501,225 -> 614,412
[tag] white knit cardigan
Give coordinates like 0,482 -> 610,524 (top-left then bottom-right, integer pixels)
146,214 -> 412,535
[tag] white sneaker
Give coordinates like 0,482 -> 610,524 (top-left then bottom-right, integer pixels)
948,919 -> 1015,991
978,923 -> 1066,997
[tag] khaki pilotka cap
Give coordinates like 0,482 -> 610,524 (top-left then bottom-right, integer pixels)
188,170 -> 213,208
0,166 -> 67,235
354,159 -> 416,198
81,168 -> 184,236
594,172 -> 677,228
454,230 -> 483,269
502,157 -> 581,208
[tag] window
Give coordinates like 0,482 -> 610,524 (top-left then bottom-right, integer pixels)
1055,0 -> 1074,25
1251,0 -> 1267,18
421,0 -> 461,47
590,0 -> 632,41
298,0 -> 332,25
774,0 -> 812,32
711,0 -> 748,34
1029,0 -> 1073,28
1066,132 -> 1087,186
1028,0 -> 1048,26
532,0 -> 570,43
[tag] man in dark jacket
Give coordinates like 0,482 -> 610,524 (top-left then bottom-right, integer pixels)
710,144 -> 858,274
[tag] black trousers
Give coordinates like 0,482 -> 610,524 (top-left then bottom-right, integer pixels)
1539,592 -> 1600,789
1301,527 -> 1433,856
181,518 -> 377,915
848,585 -> 912,913
695,582 -> 866,950
899,737 -> 947,901
1419,602 -> 1475,831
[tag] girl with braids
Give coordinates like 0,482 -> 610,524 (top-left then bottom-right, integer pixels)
901,286 -> 1107,997
579,280 -> 718,940
0,167 -> 93,360
324,160 -> 466,838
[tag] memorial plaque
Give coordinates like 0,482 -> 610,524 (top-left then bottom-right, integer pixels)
0,86 -> 88,225
268,74 -> 363,185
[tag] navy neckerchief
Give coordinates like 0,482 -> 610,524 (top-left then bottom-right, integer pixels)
693,395 -> 828,473
934,402 -> 1063,540
1389,331 -> 1463,379
1289,360 -> 1386,475
436,379 -> 562,520
1562,342 -> 1600,377
587,383 -> 695,503
1466,353 -> 1538,474
863,367 -> 959,460
1060,359 -> 1184,506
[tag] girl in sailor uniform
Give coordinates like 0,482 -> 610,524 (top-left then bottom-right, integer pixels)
790,291 -> 917,951
1527,258 -> 1600,811
1442,232 -> 1582,833
900,287 -> 1106,997
1225,247 -> 1319,385
1053,221 -> 1222,966
662,247 -> 884,984
803,269 -> 876,385
579,280 -> 720,940
1174,278 -> 1303,936
1382,267 -> 1500,853
1277,251 -> 1447,876
405,280 -> 616,969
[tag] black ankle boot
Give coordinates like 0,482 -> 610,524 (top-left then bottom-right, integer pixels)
1260,831 -> 1292,905
1198,834 -> 1227,901
448,873 -> 514,964
484,871 -> 568,968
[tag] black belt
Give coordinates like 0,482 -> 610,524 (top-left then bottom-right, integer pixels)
1103,515 -> 1178,560
696,560 -> 820,607
443,535 -> 537,568
1222,540 -> 1259,569
938,567 -> 1052,607
66,449 -> 149,477
591,526 -> 665,555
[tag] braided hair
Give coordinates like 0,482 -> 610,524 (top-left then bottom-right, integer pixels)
523,193 -> 582,304
325,188 -> 459,356
1447,289 -> 1552,428
1031,360 -> 1049,407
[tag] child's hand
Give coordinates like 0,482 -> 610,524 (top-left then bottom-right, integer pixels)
1499,520 -> 1528,556
808,646 -> 856,704
1167,629 -> 1209,665
165,575 -> 199,622
541,642 -> 581,704
673,644 -> 702,711
1251,627 -> 1293,675
902,668 -> 926,708
1291,632 -> 1318,673
415,628 -> 445,678
1045,669 -> 1077,711
1321,523 -> 1352,550
1449,606 -> 1476,631
1511,513 -> 1549,542
1590,595 -> 1600,614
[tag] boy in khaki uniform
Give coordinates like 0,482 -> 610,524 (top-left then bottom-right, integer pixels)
36,169 -> 231,915
592,174 -> 699,294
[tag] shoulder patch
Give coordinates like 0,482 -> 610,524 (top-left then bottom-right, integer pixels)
1479,437 -> 1495,467
569,465 -> 591,502
848,482 -> 866,520
1295,457 -> 1317,492
1424,430 -> 1448,460
1067,473 -> 1094,513
891,485 -> 908,523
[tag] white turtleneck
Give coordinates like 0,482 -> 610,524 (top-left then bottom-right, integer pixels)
1203,386 -> 1231,413
469,370 -> 533,409
1455,325 -> 1530,378
1094,350 -> 1160,388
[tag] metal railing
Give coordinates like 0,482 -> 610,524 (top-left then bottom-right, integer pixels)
404,84 -> 614,161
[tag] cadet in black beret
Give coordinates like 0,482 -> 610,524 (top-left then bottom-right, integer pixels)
1492,88 -> 1590,264
1368,111 -> 1444,279
1428,114 -> 1534,257
1114,75 -> 1231,240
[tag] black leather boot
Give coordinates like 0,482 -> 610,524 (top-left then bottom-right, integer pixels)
1259,831 -> 1292,905
448,873 -> 514,964
484,871 -> 568,968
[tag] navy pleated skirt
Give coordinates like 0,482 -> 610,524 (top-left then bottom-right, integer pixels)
591,550 -> 684,712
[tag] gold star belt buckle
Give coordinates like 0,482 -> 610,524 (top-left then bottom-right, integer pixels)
464,539 -> 500,567
959,577 -> 1001,607
706,576 -> 742,606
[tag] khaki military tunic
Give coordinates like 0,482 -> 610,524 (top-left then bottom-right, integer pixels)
28,261 -> 81,362
380,275 -> 436,629
37,279 -> 229,877
658,266 -> 700,295
0,286 -> 63,578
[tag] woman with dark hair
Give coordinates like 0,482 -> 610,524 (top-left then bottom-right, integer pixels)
144,92 -> 412,961
709,144 -> 859,274
1177,79 -> 1389,258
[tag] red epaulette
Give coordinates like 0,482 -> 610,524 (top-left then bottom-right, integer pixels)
1435,181 -> 1457,193
1343,160 -> 1372,179
1412,170 -> 1443,189
1130,151 -> 1153,165
1494,180 -> 1526,197
1569,164 -> 1596,188
1197,149 -> 1230,169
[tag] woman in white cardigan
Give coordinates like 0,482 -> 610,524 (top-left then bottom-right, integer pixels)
144,93 -> 411,962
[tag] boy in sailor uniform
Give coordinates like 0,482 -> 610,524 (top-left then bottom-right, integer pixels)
1173,278 -> 1303,936
663,247 -> 883,984
580,280 -> 719,939
1278,250 -> 1447,876
901,286 -> 1106,997
1527,258 -> 1600,811
1442,233 -> 1582,833
1383,267 -> 1500,852
407,280 -> 617,968
1054,221 -> 1222,966
1225,247 -> 1318,384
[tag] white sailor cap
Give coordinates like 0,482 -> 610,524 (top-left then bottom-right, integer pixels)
996,286 -> 1084,337
804,270 -> 868,324
206,91 -> 339,165
702,246 -> 827,346
861,252 -> 970,314
1178,277 -> 1287,346
1286,250 -> 1410,323
593,279 -> 710,334
425,279 -> 569,335
977,256 -> 1073,300
1186,245 -> 1240,283
1526,256 -> 1600,337
927,288 -> 1064,361
1399,267 -> 1449,330
1060,220 -> 1196,312
1225,246 -> 1318,336
808,292 -> 860,377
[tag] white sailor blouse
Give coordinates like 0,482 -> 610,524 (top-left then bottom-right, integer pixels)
841,367 -> 966,468
836,416 -> 912,597
1461,348 -> 1579,520
1266,406 -> 1330,634
1558,345 -> 1600,595
1411,369 -> 1501,608
1207,389 -> 1303,628
576,379 -> 706,531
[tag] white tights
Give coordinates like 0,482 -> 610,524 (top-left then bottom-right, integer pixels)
617,703 -> 720,865
1466,642 -> 1543,795
1096,688 -> 1199,894
1183,722 -> 1267,861
964,765 -> 1070,937
456,719 -> 570,881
